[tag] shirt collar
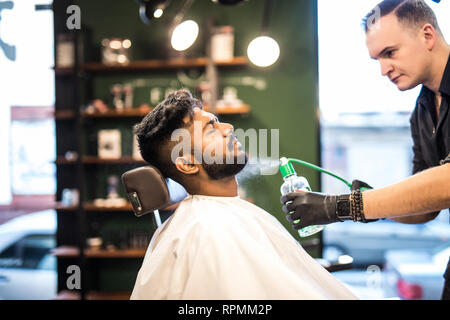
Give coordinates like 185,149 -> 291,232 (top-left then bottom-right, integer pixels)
418,54 -> 450,103
439,54 -> 450,96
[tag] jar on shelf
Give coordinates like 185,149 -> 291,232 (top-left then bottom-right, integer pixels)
211,26 -> 234,62
101,38 -> 132,65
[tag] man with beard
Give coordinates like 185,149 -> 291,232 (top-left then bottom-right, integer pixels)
130,90 -> 357,300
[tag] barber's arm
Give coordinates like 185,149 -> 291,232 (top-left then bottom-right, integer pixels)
389,113 -> 441,224
363,161 -> 450,219
281,159 -> 450,230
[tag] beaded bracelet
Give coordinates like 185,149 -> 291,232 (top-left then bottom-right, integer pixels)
350,189 -> 367,222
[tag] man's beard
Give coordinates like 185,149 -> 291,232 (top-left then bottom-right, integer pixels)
202,153 -> 248,180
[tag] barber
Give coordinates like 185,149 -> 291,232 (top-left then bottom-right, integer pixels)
281,0 -> 450,299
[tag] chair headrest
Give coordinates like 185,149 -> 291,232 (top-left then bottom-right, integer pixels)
121,165 -> 187,217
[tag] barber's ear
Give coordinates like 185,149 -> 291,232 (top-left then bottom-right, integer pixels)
422,24 -> 437,50
175,155 -> 199,175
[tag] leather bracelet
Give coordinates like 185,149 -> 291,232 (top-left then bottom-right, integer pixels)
337,191 -> 378,223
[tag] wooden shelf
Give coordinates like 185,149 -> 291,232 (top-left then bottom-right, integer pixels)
55,203 -> 78,211
82,156 -> 146,164
81,108 -> 152,118
83,201 -> 133,211
55,156 -> 146,165
54,57 -> 248,74
55,156 -> 77,165
54,110 -> 75,119
206,104 -> 251,115
54,290 -> 131,300
55,201 -> 133,212
54,66 -> 75,75
54,108 -> 152,119
80,56 -> 248,72
52,246 -> 146,258
54,104 -> 250,120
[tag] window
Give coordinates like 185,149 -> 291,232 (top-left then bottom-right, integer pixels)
10,115 -> 56,195
0,0 -> 54,204
0,234 -> 55,270
0,240 -> 21,268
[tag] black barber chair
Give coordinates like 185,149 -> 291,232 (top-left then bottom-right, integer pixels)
121,166 -> 353,272
121,165 -> 187,228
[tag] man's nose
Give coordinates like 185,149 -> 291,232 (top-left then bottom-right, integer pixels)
380,60 -> 393,77
220,123 -> 234,136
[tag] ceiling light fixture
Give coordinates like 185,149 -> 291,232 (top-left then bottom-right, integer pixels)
171,20 -> 199,51
169,0 -> 198,51
138,0 -> 171,24
247,0 -> 280,67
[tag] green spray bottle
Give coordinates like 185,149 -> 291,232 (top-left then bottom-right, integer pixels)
279,157 -> 325,237
279,157 -> 370,237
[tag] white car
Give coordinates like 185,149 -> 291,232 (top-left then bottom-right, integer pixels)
0,210 -> 57,300
383,244 -> 450,300
323,213 -> 450,267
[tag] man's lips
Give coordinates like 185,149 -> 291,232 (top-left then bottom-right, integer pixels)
227,134 -> 239,151
391,75 -> 402,83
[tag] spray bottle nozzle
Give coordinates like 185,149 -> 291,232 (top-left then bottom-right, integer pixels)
280,157 -> 353,190
279,157 -> 296,178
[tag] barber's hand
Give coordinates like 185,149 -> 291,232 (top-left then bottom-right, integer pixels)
280,192 -> 340,230
351,179 -> 373,191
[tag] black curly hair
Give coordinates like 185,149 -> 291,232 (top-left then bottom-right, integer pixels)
362,0 -> 442,35
134,89 -> 202,180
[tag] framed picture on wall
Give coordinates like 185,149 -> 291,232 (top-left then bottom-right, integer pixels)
98,129 -> 121,159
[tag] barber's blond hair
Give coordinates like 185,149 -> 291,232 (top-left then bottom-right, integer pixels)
362,0 -> 442,36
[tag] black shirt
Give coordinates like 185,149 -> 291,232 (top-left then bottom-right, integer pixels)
410,55 -> 450,297
444,153 -> 450,164
410,55 -> 450,174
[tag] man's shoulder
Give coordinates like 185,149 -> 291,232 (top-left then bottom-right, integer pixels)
178,197 -> 281,236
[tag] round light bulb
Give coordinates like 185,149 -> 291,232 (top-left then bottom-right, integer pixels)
171,20 -> 199,51
122,39 -> 132,49
153,8 -> 163,18
117,54 -> 127,64
110,40 -> 122,50
247,36 -> 280,67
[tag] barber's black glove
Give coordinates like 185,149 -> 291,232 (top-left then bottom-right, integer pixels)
280,192 -> 346,230
351,179 -> 373,191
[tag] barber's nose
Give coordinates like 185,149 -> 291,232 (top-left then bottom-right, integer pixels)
380,60 -> 393,77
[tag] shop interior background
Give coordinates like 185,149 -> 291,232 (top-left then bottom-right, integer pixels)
0,0 -> 449,300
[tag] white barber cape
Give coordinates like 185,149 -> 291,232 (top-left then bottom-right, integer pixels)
131,195 -> 358,300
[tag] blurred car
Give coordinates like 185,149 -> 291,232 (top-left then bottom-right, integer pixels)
382,243 -> 450,300
0,209 -> 57,300
323,213 -> 450,267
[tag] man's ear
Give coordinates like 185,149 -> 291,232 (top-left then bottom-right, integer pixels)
422,23 -> 437,50
175,154 -> 199,175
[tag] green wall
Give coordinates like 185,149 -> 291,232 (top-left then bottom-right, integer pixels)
73,0 -> 320,245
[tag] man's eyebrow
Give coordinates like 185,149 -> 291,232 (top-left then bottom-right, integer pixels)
375,46 -> 396,59
203,118 -> 216,130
